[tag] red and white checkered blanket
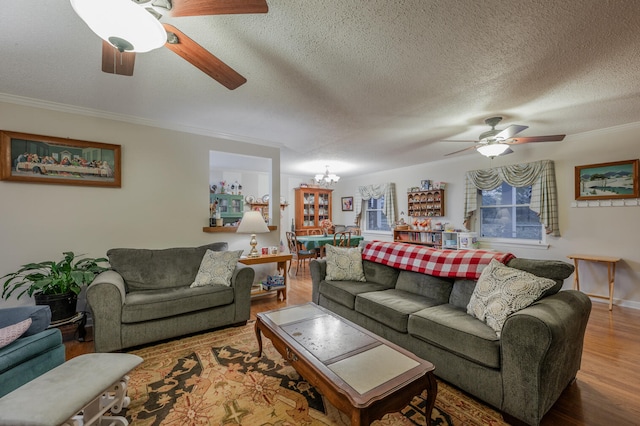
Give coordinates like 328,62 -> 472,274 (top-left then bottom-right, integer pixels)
361,241 -> 515,280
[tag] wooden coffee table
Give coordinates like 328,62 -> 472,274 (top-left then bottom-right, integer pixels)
255,303 -> 437,425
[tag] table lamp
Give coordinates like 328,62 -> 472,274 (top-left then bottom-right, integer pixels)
236,211 -> 270,258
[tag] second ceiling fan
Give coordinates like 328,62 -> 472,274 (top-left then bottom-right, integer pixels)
71,0 -> 268,90
444,117 -> 566,158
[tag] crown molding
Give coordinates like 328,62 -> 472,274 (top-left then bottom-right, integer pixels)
0,92 -> 280,149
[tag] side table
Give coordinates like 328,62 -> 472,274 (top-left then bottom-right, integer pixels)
567,254 -> 621,311
239,253 -> 293,300
47,311 -> 87,341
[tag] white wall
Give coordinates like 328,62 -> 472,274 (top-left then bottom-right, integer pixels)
332,122 -> 640,309
0,101 -> 281,307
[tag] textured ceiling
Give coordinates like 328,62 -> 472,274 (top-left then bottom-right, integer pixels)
2,0 -> 640,178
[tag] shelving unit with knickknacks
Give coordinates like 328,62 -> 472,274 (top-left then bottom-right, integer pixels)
294,187 -> 332,234
393,229 -> 458,249
407,189 -> 445,217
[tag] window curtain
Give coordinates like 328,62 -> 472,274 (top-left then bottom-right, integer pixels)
354,183 -> 397,227
463,160 -> 560,236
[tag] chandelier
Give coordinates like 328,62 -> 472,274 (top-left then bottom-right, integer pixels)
314,166 -> 340,186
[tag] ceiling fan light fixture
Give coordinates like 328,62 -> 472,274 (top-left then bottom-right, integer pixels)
70,0 -> 167,53
477,143 -> 509,157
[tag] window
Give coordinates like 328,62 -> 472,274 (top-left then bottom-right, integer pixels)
479,182 -> 542,240
365,197 -> 391,232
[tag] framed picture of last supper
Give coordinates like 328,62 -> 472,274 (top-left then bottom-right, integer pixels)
0,131 -> 121,188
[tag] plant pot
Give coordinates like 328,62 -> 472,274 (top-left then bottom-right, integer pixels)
35,292 -> 78,322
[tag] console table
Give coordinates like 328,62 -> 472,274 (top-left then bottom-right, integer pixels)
239,253 -> 292,300
567,254 -> 621,310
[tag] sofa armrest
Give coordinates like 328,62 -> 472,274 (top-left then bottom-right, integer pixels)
500,290 -> 591,425
310,259 -> 327,304
86,270 -> 127,352
230,264 -> 255,323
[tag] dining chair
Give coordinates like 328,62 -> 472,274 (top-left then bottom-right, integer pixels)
333,231 -> 352,247
286,232 -> 316,275
345,226 -> 361,235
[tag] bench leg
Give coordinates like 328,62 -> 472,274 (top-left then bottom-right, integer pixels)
64,375 -> 132,426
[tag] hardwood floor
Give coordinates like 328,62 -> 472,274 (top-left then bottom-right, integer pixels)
63,267 -> 640,425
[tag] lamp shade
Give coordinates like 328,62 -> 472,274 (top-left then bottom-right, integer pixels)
236,211 -> 270,234
70,0 -> 167,53
477,143 -> 509,157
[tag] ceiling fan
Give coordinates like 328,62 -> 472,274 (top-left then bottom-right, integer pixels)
70,0 -> 268,90
444,116 -> 566,158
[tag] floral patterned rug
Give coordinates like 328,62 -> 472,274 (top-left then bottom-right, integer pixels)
123,322 -> 506,425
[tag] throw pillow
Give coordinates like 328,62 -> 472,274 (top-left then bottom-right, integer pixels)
467,259 -> 556,337
190,249 -> 243,288
325,244 -> 366,282
0,318 -> 32,349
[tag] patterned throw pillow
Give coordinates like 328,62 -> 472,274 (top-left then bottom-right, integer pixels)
325,244 -> 366,282
190,249 -> 243,288
467,259 -> 556,337
0,318 -> 32,349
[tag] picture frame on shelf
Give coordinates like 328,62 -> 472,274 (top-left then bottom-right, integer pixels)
575,159 -> 639,200
0,130 -> 121,188
341,196 -> 354,211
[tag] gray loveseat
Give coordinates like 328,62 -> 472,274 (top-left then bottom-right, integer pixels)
87,242 -> 254,352
310,253 -> 591,426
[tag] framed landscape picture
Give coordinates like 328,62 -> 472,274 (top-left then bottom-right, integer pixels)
0,131 -> 121,188
575,159 -> 638,200
341,196 -> 354,211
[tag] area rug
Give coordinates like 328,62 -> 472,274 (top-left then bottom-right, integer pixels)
123,322 -> 506,425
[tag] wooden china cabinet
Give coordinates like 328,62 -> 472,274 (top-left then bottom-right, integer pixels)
294,187 -> 333,235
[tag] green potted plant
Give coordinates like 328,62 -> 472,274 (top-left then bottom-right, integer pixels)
1,251 -> 109,322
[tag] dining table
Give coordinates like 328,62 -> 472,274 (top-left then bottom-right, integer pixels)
296,234 -> 364,250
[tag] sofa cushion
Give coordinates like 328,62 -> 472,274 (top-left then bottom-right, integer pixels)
409,304 -> 501,368
0,306 -> 51,336
467,259 -> 556,337
122,285 -> 234,323
395,270 -> 453,303
326,245 -> 366,282
0,328 -> 63,375
319,280 -> 389,309
356,289 -> 443,333
191,249 -> 242,287
0,319 -> 32,349
507,257 -> 574,296
108,242 -> 228,291
449,279 -> 477,309
362,260 -> 400,287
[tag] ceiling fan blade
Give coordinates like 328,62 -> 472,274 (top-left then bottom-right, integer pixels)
507,135 -> 566,144
444,145 -> 478,156
171,0 -> 268,17
163,24 -> 247,90
101,41 -> 136,76
495,124 -> 528,140
442,139 -> 480,143
499,147 -> 514,156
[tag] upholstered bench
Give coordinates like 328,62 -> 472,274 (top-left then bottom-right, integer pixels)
0,353 -> 142,426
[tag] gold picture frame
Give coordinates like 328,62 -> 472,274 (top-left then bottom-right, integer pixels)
575,159 -> 638,200
0,131 -> 121,188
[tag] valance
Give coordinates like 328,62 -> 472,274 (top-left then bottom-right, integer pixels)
464,160 -> 560,236
354,183 -> 397,227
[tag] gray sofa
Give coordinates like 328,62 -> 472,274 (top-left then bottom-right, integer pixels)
87,242 -> 255,353
310,255 -> 591,426
0,306 -> 65,398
